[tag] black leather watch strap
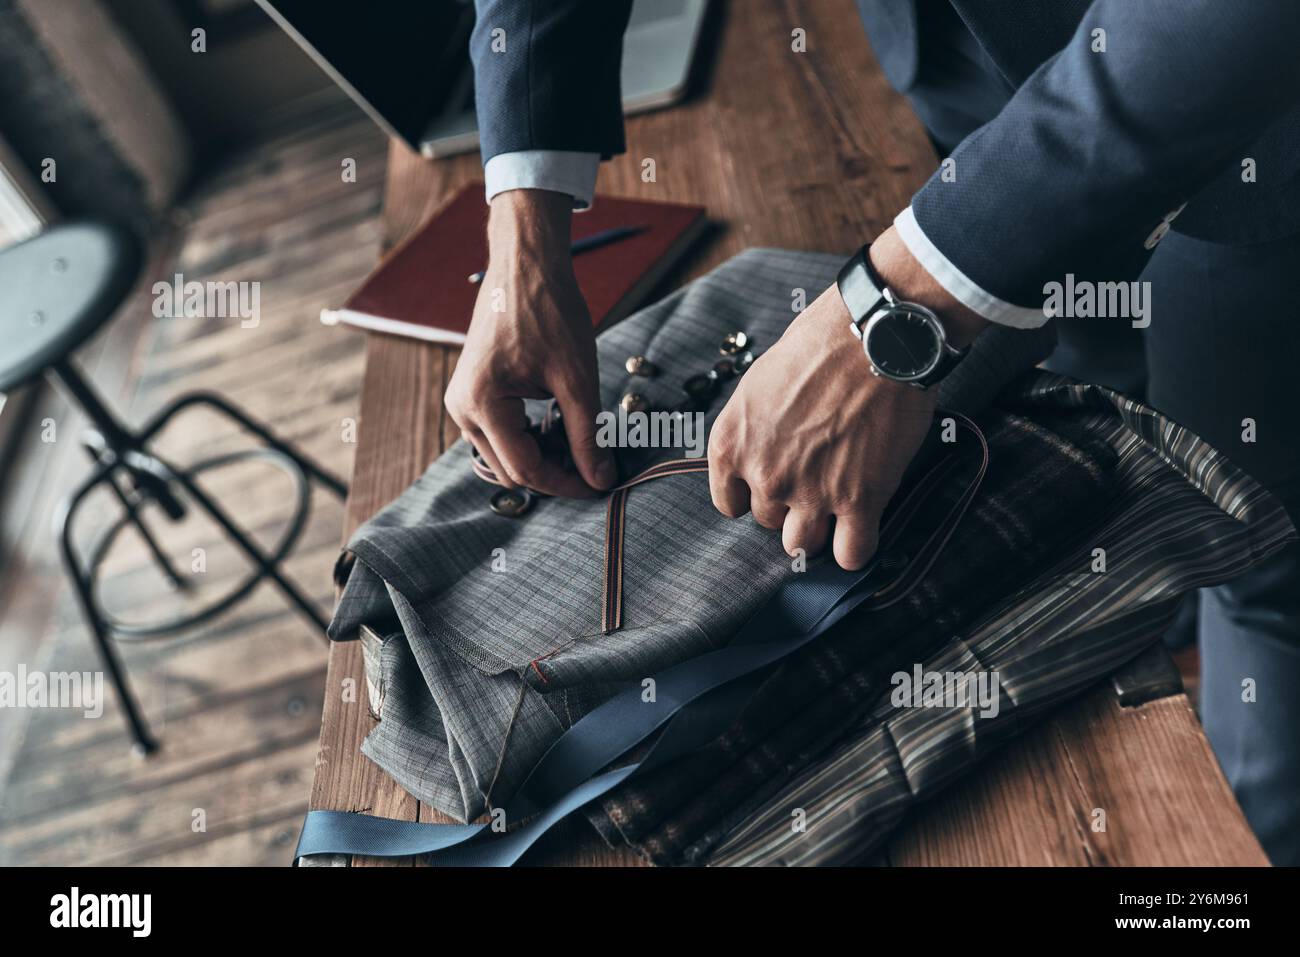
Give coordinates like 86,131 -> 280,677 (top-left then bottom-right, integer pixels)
836,244 -> 889,325
916,344 -> 966,389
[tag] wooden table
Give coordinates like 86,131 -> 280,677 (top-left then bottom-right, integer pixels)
306,0 -> 1266,867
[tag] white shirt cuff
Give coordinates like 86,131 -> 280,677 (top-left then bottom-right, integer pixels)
484,150 -> 600,210
894,205 -> 1048,329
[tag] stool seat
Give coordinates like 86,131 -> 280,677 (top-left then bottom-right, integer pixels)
0,222 -> 142,391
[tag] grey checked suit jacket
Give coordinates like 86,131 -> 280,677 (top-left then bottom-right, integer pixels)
329,248 -> 1053,822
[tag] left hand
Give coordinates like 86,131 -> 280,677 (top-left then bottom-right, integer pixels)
707,284 -> 938,570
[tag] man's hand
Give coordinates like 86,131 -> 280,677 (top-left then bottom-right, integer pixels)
445,189 -> 617,497
707,225 -> 988,569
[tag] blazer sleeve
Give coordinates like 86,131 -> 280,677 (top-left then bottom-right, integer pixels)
907,0 -> 1300,322
471,0 -> 634,164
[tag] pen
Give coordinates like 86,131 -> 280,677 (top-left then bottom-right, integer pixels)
468,224 -> 647,283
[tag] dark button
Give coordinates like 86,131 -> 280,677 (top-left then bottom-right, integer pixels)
625,355 -> 658,377
682,373 -> 718,401
621,392 -> 649,413
712,358 -> 736,380
490,488 -> 534,518
734,350 -> 755,373
720,331 -> 750,355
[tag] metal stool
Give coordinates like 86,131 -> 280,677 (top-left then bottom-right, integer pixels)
1,222 -> 346,754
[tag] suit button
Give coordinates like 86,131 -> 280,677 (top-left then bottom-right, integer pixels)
620,392 -> 648,413
682,373 -> 718,401
490,488 -> 534,518
720,331 -> 750,354
625,355 -> 658,377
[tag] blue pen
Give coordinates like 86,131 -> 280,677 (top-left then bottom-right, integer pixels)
468,225 -> 647,283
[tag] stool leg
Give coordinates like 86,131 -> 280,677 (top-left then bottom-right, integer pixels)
90,450 -> 187,591
57,477 -> 159,754
157,459 -> 331,634
145,393 -> 348,499
200,394 -> 348,498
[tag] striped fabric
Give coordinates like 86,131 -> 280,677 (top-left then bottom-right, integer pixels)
701,377 -> 1296,866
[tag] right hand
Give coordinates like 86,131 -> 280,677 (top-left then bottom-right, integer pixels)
444,189 -> 617,497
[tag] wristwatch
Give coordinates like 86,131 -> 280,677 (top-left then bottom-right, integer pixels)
836,243 -> 967,389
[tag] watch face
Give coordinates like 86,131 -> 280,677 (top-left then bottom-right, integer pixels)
864,306 -> 943,381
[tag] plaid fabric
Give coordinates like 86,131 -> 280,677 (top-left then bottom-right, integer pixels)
328,249 -> 1056,823
586,402 -> 1121,862
690,377 -> 1297,866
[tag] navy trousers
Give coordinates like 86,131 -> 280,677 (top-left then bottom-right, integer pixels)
899,1 -> 1300,864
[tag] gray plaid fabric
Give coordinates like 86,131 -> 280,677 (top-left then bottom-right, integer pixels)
702,377 -> 1297,866
329,249 -> 1055,823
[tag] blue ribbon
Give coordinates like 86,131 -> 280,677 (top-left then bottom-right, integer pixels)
296,554 -> 896,866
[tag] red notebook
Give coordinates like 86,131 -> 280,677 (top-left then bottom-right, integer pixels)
322,183 -> 707,344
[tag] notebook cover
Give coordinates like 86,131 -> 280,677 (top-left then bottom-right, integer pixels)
323,182 -> 706,344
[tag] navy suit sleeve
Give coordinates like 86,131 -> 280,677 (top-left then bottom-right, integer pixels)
911,0 -> 1300,309
471,0 -> 634,163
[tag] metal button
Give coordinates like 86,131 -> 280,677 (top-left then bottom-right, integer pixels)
682,373 -> 718,401
720,331 -> 750,355
625,355 -> 658,377
620,392 -> 649,414
712,358 -> 736,380
734,350 -> 755,373
490,488 -> 534,518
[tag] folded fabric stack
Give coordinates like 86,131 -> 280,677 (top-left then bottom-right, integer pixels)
327,249 -> 1295,865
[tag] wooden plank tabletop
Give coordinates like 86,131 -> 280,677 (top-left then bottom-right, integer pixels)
306,0 -> 1266,867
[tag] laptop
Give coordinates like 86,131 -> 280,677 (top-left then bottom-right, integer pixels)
255,0 -> 710,158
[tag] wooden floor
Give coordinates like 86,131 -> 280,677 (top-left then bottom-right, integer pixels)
0,105 -> 386,865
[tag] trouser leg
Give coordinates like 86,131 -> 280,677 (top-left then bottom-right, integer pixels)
1142,229 -> 1300,864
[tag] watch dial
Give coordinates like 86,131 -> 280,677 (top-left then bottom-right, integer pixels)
865,308 -> 941,379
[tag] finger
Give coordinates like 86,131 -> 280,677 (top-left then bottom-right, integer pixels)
462,428 -> 514,488
709,465 -> 751,518
479,397 -> 596,498
749,495 -> 789,531
782,509 -> 831,558
553,378 -> 617,491
832,509 -> 881,571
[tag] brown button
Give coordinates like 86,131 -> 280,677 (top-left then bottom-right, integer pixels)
490,488 -> 534,518
625,355 -> 658,377
720,331 -> 750,355
620,392 -> 649,414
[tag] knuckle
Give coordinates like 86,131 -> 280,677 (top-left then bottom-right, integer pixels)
707,432 -> 734,465
750,471 -> 786,501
